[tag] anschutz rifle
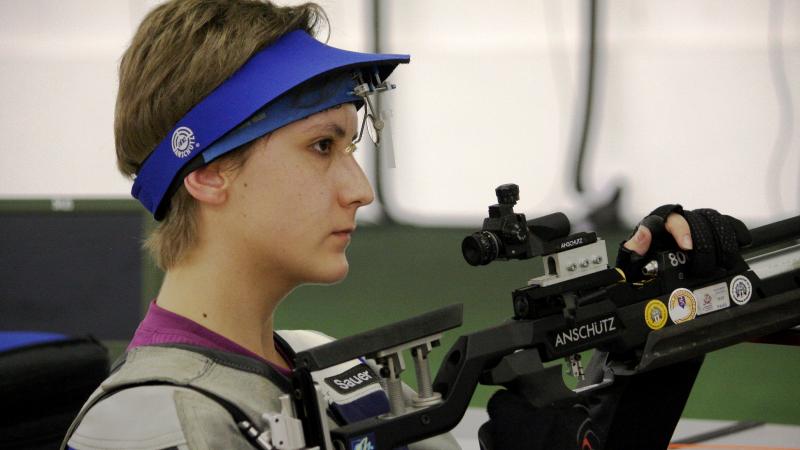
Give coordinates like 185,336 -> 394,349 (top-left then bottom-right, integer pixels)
257,184 -> 800,450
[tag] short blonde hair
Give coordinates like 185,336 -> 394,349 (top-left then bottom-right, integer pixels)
115,0 -> 328,270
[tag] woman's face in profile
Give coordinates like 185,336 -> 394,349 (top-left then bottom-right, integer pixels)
220,103 -> 374,286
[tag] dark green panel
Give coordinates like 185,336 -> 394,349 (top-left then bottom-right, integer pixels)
0,198 -> 141,212
0,199 -> 164,318
683,343 -> 800,424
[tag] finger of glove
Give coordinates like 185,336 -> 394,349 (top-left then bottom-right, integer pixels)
618,223 -> 657,280
648,204 -> 684,222
622,225 -> 652,256
626,204 -> 683,254
618,204 -> 682,278
695,209 -> 741,269
616,243 -> 646,281
683,209 -> 719,276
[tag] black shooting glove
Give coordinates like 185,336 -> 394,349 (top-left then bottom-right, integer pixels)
616,205 -> 751,280
478,390 -> 601,450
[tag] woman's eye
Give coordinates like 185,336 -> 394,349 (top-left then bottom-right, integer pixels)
311,139 -> 333,155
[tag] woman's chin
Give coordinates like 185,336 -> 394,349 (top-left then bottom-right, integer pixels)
309,259 -> 350,285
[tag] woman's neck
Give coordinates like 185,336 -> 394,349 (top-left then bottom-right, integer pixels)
155,245 -> 295,369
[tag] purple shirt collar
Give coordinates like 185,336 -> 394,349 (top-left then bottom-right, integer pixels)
128,300 -> 292,377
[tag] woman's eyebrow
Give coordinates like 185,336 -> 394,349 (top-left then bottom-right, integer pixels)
302,122 -> 358,141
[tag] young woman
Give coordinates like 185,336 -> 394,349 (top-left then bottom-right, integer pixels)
62,1 -> 746,449
62,1 -> 458,448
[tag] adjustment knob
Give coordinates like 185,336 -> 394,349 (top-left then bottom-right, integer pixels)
495,184 -> 519,205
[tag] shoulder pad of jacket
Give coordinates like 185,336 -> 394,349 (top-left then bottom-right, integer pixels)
68,385 -> 189,450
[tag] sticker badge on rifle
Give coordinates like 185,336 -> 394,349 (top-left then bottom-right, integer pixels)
729,275 -> 753,305
350,434 -> 376,450
668,288 -> 697,324
694,282 -> 731,315
644,299 -> 668,330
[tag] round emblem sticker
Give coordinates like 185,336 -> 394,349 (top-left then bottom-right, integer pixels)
171,126 -> 196,158
644,300 -> 668,330
668,288 -> 697,324
730,275 -> 753,305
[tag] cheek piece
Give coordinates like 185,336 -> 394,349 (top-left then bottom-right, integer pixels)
130,30 -> 409,221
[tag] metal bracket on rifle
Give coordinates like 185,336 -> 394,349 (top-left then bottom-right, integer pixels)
294,304 -> 463,372
566,353 -> 585,380
243,392 -> 326,450
294,304 -> 464,449
529,239 -> 609,288
374,333 -> 445,416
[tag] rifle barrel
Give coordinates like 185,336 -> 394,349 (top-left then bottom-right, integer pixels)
748,215 -> 800,250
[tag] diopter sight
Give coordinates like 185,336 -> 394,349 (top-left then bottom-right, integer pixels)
461,184 -> 609,287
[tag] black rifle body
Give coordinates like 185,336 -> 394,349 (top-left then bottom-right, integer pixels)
293,216 -> 800,450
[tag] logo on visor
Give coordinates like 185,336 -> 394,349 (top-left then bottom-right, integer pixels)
171,126 -> 196,158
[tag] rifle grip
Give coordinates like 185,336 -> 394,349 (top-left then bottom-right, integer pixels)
483,349 -> 577,408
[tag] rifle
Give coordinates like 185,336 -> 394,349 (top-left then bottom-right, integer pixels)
257,184 -> 800,450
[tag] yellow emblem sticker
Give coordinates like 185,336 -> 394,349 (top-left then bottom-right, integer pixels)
668,288 -> 697,324
644,300 -> 668,330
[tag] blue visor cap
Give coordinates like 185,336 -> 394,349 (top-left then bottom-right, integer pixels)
131,30 -> 410,220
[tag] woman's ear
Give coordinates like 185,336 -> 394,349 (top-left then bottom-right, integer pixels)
183,161 -> 229,206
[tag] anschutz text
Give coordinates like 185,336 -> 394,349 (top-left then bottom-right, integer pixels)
553,317 -> 617,348
560,237 -> 584,249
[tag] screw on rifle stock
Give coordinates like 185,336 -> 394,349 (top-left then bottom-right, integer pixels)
514,295 -> 530,317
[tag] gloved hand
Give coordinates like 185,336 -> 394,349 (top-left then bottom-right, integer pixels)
478,390 -> 601,450
616,205 -> 751,280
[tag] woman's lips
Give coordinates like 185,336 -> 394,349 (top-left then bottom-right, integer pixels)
332,227 -> 355,241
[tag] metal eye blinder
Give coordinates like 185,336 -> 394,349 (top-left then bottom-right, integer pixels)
344,70 -> 396,154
